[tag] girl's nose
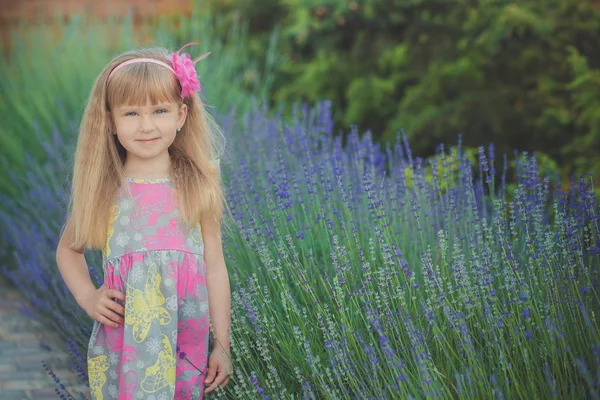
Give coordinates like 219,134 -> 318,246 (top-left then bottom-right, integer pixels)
139,115 -> 156,132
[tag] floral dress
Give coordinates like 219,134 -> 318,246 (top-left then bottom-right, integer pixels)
87,177 -> 210,400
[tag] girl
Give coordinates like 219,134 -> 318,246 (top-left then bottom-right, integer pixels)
56,42 -> 232,399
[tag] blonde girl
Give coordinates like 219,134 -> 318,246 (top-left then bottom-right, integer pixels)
56,42 -> 232,399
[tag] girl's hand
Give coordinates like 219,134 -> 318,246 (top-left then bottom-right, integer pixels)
204,347 -> 233,393
79,285 -> 126,328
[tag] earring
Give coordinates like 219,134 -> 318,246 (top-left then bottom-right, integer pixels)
176,127 -> 181,133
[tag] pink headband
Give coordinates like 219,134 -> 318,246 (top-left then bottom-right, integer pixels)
108,58 -> 175,78
107,42 -> 210,99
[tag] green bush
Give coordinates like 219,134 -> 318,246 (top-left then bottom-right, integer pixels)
198,0 -> 600,183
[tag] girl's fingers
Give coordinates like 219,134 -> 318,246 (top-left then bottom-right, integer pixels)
98,314 -> 119,328
107,289 -> 126,302
205,375 -> 229,393
100,306 -> 123,325
209,371 -> 228,390
103,298 -> 125,316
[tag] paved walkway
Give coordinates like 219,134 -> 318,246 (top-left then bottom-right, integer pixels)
0,277 -> 89,399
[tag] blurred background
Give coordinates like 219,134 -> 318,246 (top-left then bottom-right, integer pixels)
1,0 -> 599,196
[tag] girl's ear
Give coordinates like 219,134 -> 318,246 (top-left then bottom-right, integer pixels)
178,103 -> 188,128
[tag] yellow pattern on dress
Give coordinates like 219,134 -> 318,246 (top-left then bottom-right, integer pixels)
125,263 -> 171,343
103,205 -> 120,258
88,355 -> 109,399
188,223 -> 203,246
141,334 -> 176,393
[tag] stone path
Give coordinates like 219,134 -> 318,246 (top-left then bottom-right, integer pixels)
0,277 -> 89,399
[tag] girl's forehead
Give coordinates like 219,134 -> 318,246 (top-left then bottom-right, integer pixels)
108,75 -> 179,109
115,101 -> 178,110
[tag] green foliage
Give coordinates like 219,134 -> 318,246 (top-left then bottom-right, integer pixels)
384,0 -> 600,179
564,46 -> 600,180
199,0 -> 600,183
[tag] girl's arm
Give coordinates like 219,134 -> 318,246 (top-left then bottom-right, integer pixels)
56,218 -> 125,327
56,218 -> 95,303
201,214 -> 232,350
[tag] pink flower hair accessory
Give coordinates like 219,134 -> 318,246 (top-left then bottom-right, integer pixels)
107,42 -> 210,100
171,42 -> 210,99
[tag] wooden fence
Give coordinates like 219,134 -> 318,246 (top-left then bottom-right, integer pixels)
0,0 -> 193,50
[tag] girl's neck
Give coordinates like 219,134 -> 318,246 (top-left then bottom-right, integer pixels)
123,157 -> 172,179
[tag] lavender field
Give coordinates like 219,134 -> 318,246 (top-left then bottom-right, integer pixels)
1,101 -> 599,399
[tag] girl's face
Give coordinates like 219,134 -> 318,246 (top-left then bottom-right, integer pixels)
112,100 -> 187,172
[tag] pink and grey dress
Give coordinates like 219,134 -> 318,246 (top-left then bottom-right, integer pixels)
87,177 -> 210,400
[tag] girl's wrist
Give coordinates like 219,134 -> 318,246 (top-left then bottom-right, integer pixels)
74,284 -> 98,308
214,339 -> 230,348
213,335 -> 230,349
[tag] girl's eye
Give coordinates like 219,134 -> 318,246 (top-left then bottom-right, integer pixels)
124,109 -> 167,116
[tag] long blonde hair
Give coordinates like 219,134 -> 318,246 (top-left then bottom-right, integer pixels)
69,46 -> 226,250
